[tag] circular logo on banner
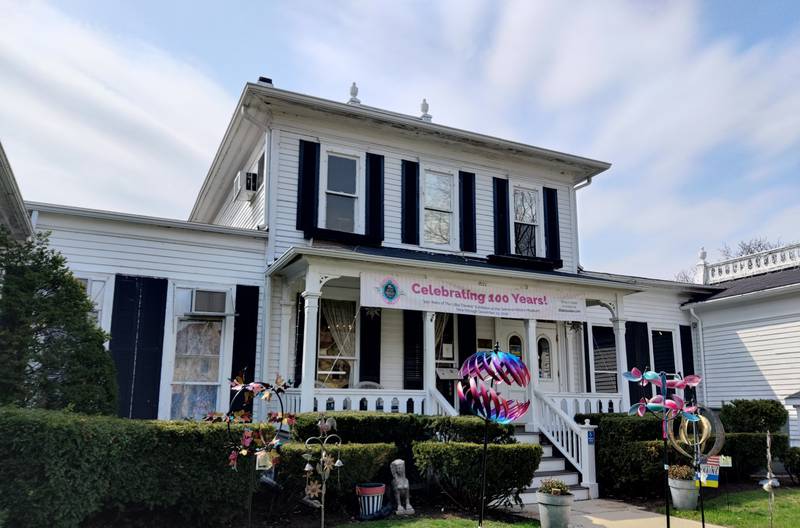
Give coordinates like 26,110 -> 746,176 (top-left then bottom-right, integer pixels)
380,277 -> 400,304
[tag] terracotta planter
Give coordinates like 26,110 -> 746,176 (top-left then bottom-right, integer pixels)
536,492 -> 573,528
669,478 -> 699,510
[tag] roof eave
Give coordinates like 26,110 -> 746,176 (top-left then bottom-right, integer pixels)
682,281 -> 800,310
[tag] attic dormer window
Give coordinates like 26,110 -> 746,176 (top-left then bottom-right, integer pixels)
319,146 -> 365,234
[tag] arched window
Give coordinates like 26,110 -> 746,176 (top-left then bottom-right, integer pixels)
538,337 -> 552,380
508,334 -> 523,358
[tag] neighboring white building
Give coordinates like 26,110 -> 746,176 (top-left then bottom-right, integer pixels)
687,245 -> 800,447
23,79 -> 797,495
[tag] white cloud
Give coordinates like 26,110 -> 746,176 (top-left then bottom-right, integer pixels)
0,1 -> 233,218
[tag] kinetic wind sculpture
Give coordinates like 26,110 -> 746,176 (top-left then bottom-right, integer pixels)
760,431 -> 780,528
457,344 -> 531,528
623,368 -> 703,528
206,374 -> 295,528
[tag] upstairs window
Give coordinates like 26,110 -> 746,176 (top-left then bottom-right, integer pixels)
319,147 -> 364,234
423,170 -> 454,246
513,187 -> 539,257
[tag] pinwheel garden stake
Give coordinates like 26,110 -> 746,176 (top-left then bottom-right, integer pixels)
624,367 -> 703,528
299,415 -> 344,528
457,343 -> 531,528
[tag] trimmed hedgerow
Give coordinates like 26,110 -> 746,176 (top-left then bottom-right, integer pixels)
785,447 -> 800,484
413,441 -> 541,510
0,406 -> 267,528
719,399 -> 788,433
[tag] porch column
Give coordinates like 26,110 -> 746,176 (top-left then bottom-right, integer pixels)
278,282 -> 294,381
299,287 -> 321,413
612,317 -> 630,409
524,319 -> 538,429
423,311 -> 436,415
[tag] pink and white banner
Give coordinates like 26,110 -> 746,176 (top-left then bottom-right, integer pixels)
359,271 -> 586,321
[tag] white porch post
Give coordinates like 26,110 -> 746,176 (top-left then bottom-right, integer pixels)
524,319 -> 538,429
423,311 -> 436,415
278,281 -> 294,381
299,277 -> 321,412
612,316 -> 630,411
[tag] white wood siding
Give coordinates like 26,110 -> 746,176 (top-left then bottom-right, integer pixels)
380,309 -> 405,390
213,184 -> 265,229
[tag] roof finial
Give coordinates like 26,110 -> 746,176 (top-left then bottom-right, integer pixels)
348,82 -> 361,104
420,98 -> 432,121
698,246 -> 707,262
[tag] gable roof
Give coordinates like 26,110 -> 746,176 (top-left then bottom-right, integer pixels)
0,142 -> 33,240
700,265 -> 800,301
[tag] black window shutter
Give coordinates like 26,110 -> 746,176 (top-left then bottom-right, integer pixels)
293,293 -> 305,388
401,160 -> 420,245
625,321 -> 651,399
403,310 -> 424,390
583,322 -> 592,392
493,177 -> 509,255
230,285 -> 260,413
679,325 -> 696,401
296,140 -> 320,236
459,171 -> 477,252
359,307 -> 382,383
365,153 -> 385,243
543,187 -> 561,261
457,314 -> 476,366
109,275 -> 167,419
652,330 -> 676,374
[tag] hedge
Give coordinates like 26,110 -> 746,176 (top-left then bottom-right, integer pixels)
786,447 -> 800,484
0,406 -> 266,528
576,412 -> 790,498
719,399 -> 788,433
413,441 -> 541,510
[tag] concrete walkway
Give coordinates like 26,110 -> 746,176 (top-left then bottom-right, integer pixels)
521,499 -> 726,527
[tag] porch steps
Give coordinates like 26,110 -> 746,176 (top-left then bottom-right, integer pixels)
512,427 -> 589,504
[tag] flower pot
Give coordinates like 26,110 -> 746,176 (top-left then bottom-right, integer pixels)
355,483 -> 385,517
536,492 -> 573,528
669,478 -> 699,510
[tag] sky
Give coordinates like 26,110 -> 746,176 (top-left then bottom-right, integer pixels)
1,0 -> 799,279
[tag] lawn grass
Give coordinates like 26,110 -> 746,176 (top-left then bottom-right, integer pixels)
335,514 -> 539,527
665,487 -> 800,527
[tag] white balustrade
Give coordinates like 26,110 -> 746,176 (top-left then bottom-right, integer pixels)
287,388 -> 428,414
707,243 -> 800,284
534,388 -> 599,498
429,388 -> 459,416
546,392 -> 623,416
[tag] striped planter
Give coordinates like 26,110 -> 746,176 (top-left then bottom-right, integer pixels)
355,483 -> 385,517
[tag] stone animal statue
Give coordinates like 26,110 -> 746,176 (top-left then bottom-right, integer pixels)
390,458 -> 414,515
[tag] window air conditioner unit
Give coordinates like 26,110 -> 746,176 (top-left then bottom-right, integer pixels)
234,171 -> 258,202
191,290 -> 227,315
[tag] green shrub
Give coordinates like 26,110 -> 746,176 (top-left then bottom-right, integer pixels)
669,465 -> 694,480
721,432 -> 788,481
538,479 -> 571,495
426,415 -> 515,444
274,442 -> 396,512
0,406 -> 268,528
784,447 -> 800,484
413,441 -> 541,510
719,400 -> 788,433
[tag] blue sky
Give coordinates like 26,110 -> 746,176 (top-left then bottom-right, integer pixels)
1,0 -> 799,278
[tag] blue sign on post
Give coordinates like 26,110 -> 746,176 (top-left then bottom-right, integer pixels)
587,430 -> 595,445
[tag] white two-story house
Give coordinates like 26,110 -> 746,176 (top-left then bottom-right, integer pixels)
24,79 -> 727,498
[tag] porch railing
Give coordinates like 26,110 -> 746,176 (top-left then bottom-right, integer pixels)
429,388 -> 459,416
545,392 -> 623,416
282,387 -> 428,414
533,387 -> 599,498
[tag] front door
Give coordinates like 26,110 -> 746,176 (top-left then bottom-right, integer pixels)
535,322 -> 560,393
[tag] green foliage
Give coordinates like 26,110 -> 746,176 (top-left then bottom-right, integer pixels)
0,406 -> 266,528
719,399 -> 788,433
722,432 -> 788,481
275,442 -> 396,513
785,447 -> 800,484
0,228 -> 117,414
537,479 -> 571,495
426,415 -> 515,444
668,465 -> 694,480
413,441 -> 541,510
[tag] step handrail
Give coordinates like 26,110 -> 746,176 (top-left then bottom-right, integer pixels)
533,387 -> 598,498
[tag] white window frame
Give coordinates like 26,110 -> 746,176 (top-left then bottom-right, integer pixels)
648,326 -> 682,375
316,297 -> 360,389
420,164 -> 459,250
537,334 -> 554,380
589,324 -> 619,394
509,182 -> 545,258
73,272 -> 115,338
318,144 -> 366,235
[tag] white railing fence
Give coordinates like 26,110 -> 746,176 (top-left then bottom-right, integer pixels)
534,388 -> 599,498
546,392 -> 623,417
281,388 -> 428,414
429,388 -> 459,416
707,242 -> 800,284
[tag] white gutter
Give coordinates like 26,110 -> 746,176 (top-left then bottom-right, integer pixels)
573,176 -> 593,191
682,281 -> 800,310
267,246 -> 640,292
688,308 -> 709,403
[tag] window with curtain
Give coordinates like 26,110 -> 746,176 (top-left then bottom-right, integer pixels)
513,187 -> 539,257
538,337 -> 552,379
424,170 -> 454,245
317,299 -> 358,388
592,325 -> 618,393
171,319 -> 223,419
509,335 -> 523,358
435,312 -> 454,363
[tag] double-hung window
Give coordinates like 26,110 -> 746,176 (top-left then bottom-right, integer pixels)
319,147 -> 364,234
423,169 -> 455,246
513,187 -> 540,257
171,318 -> 224,419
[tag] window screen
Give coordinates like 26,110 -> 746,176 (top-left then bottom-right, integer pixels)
194,290 -> 226,313
592,326 -> 617,393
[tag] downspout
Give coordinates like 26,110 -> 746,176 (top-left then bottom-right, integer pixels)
689,307 -> 708,403
573,176 -> 593,191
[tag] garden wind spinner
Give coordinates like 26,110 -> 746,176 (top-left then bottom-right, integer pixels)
458,343 -> 531,528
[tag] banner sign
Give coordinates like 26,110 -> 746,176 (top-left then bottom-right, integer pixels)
360,272 -> 586,321
696,456 -> 721,488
